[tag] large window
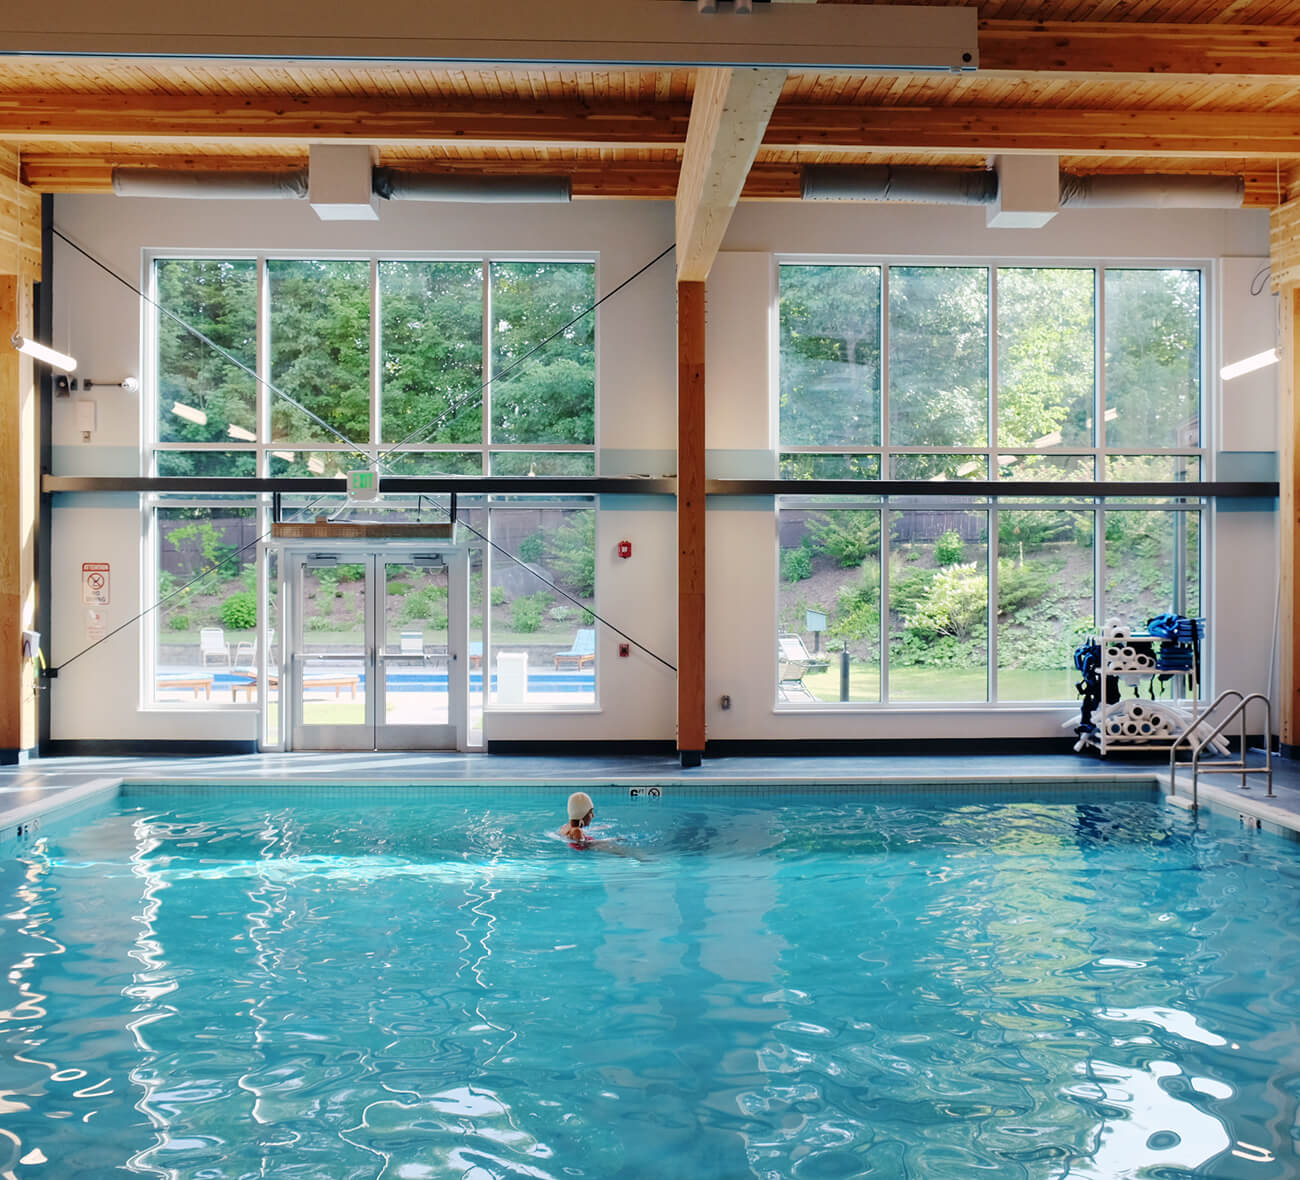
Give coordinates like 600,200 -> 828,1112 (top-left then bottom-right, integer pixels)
148,255 -> 597,711
151,255 -> 596,477
778,263 -> 1203,706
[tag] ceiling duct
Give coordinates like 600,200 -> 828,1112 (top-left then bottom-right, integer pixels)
112,168 -> 309,199
110,167 -> 571,204
1058,173 -> 1244,209
373,170 -> 571,203
802,165 -> 997,205
803,165 -> 1245,211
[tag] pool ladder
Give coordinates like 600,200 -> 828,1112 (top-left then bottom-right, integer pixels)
1168,690 -> 1273,810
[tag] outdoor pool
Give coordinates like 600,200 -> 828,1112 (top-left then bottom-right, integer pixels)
1,786 -> 1298,1178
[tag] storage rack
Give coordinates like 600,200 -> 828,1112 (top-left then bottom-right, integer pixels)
1079,621 -> 1204,757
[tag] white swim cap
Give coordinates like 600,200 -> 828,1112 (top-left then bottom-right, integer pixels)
567,791 -> 594,821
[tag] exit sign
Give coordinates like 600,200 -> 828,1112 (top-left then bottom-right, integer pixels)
347,470 -> 379,501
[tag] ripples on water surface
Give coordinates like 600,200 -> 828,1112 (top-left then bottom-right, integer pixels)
2,791 -> 1300,1178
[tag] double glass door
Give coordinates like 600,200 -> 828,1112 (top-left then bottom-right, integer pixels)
288,549 -> 467,750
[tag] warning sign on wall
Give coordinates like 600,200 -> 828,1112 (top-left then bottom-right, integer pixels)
82,562 -> 111,606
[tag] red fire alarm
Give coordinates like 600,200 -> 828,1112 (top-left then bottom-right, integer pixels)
617,540 -> 632,558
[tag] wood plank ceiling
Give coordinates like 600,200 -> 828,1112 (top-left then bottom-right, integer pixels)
1,0 -> 1299,207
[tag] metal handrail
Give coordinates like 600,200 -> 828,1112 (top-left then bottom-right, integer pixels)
1169,690 -> 1272,809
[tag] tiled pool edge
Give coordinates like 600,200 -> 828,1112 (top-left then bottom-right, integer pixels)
1168,771 -> 1300,840
0,776 -> 123,846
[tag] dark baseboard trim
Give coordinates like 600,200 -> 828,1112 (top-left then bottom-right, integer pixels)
0,747 -> 37,766
486,740 -> 677,756
1279,742 -> 1300,761
41,739 -> 259,758
703,737 -> 1083,757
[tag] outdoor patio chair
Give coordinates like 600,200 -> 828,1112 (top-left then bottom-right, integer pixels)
777,632 -> 818,702
554,627 -> 596,670
399,631 -> 426,661
200,628 -> 230,667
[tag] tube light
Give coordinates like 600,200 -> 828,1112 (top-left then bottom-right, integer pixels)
1033,430 -> 1062,448
307,456 -> 326,474
272,451 -> 295,462
171,401 -> 208,426
10,332 -> 77,372
227,424 -> 257,441
1220,348 -> 1278,381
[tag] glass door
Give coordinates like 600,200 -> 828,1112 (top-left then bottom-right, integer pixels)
288,549 -> 466,751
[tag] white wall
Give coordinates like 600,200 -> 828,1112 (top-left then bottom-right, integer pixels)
47,192 -> 1275,746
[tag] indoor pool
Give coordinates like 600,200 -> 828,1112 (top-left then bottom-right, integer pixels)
2,786 -> 1299,1179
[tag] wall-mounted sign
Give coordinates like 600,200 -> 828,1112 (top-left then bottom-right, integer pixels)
82,561 -> 110,606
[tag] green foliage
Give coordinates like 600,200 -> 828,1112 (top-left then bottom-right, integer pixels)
806,510 -> 880,568
545,512 -> 595,597
511,595 -> 544,633
387,581 -> 410,596
781,546 -> 812,583
168,614 -> 191,632
889,568 -> 935,618
549,604 -> 575,622
580,609 -> 595,626
904,562 -> 986,640
891,630 -> 968,668
168,520 -> 229,566
519,531 -> 546,563
490,586 -> 507,606
996,557 -> 1052,616
337,563 -> 366,582
220,591 -> 258,630
998,511 -> 1076,552
934,529 -> 965,566
400,586 -> 449,624
304,615 -> 337,632
831,580 -> 880,644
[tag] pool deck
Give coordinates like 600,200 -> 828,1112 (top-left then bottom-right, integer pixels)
3,748 -> 1299,838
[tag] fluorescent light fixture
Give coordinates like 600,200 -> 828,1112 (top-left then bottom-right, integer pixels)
1103,407 -> 1118,422
272,451 -> 295,462
997,454 -> 1018,466
227,424 -> 257,441
307,456 -> 326,475
171,401 -> 207,426
1220,348 -> 1278,381
10,332 -> 77,372
1033,430 -> 1062,448
955,460 -> 981,477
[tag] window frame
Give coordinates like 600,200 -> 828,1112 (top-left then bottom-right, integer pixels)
774,254 -> 1210,709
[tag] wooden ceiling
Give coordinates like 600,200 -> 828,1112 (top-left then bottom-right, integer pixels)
2,0 -> 1299,206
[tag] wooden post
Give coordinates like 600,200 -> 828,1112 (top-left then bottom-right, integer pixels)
677,280 -> 706,766
0,149 -> 41,761
1279,285 -> 1300,753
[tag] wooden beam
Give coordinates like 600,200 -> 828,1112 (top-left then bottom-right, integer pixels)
0,94 -> 693,149
763,105 -> 1300,160
676,67 -> 785,282
6,91 -> 1300,161
677,280 -> 706,762
980,20 -> 1300,80
0,150 -> 41,281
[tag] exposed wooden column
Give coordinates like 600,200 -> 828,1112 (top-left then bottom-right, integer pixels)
1271,198 -> 1300,752
0,148 -> 41,761
677,280 -> 706,766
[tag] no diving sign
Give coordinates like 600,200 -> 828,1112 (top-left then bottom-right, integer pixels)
82,562 -> 111,606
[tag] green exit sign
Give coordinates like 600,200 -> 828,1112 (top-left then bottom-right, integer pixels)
347,469 -> 379,500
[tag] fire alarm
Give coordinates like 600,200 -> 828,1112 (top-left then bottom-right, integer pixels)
617,540 -> 632,558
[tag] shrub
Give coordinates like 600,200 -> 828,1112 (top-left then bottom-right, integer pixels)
580,609 -> 595,626
220,591 -> 258,630
546,513 -> 595,596
490,586 -> 507,606
337,562 -> 366,582
781,546 -> 813,583
904,562 -> 986,640
934,529 -> 965,566
550,604 -> 575,622
168,613 -> 191,632
996,558 -> 1052,616
889,568 -> 934,618
519,531 -> 545,564
387,581 -> 410,596
511,595 -> 543,632
807,511 -> 880,568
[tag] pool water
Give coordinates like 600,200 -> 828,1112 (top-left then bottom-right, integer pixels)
2,788 -> 1300,1179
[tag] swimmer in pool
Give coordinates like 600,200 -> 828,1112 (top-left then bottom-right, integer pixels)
559,792 -> 595,846
557,792 -> 646,859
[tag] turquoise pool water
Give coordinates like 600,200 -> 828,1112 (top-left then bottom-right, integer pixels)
2,788 -> 1299,1178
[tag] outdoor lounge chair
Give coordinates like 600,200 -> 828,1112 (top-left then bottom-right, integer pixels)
200,628 -> 230,667
554,627 -> 596,670
777,632 -> 819,702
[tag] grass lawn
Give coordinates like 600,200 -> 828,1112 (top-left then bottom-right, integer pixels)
802,663 -> 1078,703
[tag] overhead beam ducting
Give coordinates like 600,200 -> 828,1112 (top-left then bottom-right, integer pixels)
802,165 -> 1246,216
112,168 -> 309,199
372,170 -> 571,203
109,167 -> 572,206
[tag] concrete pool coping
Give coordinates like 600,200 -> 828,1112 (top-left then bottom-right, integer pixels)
3,750 -> 1299,842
